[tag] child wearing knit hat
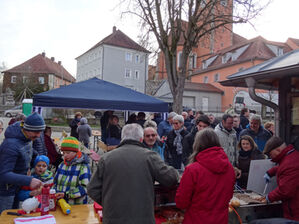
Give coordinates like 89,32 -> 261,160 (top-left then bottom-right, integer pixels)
54,137 -> 91,205
18,155 -> 53,201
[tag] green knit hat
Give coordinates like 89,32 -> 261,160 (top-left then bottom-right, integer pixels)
61,137 -> 79,152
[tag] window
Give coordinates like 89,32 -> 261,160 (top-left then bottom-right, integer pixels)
38,77 -> 44,84
200,0 -> 206,8
11,76 -> 16,83
214,73 -> 219,82
23,76 -> 29,84
189,53 -> 197,69
220,0 -> 227,6
203,76 -> 208,83
135,54 -> 140,63
177,51 -> 183,68
125,52 -> 132,62
135,70 -> 140,79
125,69 -> 131,78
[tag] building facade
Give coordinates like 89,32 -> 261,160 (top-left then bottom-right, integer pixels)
191,36 -> 299,112
3,52 -> 75,94
76,27 -> 150,93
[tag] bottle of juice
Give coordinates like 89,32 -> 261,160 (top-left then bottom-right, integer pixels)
40,186 -> 50,215
49,189 -> 57,211
58,199 -> 71,215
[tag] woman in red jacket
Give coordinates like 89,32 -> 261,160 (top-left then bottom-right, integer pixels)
175,128 -> 235,224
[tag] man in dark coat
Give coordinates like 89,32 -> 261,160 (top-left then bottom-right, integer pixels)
182,115 -> 210,165
87,124 -> 178,224
239,114 -> 271,152
69,112 -> 82,139
240,107 -> 250,129
0,112 -> 45,212
263,136 -> 299,221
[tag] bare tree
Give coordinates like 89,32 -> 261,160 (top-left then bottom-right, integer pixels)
122,0 -> 269,113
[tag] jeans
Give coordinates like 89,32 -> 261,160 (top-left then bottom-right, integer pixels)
0,195 -> 15,214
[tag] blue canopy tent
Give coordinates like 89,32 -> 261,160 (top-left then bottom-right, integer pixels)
33,77 -> 168,112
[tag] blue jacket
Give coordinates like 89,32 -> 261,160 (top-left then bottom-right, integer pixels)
0,122 -> 33,196
32,132 -> 47,156
157,120 -> 172,138
239,126 -> 272,152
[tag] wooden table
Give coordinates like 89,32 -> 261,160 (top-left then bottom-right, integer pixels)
0,204 -> 100,224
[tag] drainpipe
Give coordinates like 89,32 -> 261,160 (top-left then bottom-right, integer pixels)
245,77 -> 280,136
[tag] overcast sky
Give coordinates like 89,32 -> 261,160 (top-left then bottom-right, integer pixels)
0,0 -> 298,77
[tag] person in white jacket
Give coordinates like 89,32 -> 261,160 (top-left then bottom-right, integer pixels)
214,114 -> 237,166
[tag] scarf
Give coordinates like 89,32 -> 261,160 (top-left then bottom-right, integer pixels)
32,170 -> 53,183
173,127 -> 184,155
239,148 -> 252,158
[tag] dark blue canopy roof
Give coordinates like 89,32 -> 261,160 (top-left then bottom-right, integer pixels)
33,77 -> 168,112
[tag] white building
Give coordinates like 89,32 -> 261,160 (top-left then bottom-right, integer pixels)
76,26 -> 150,93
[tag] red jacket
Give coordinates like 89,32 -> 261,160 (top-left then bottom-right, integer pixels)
175,146 -> 235,224
268,145 -> 299,221
44,135 -> 60,164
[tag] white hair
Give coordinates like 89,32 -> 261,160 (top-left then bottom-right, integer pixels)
121,123 -> 144,142
143,120 -> 157,129
173,115 -> 184,123
144,127 -> 157,135
250,114 -> 262,124
0,119 -> 3,125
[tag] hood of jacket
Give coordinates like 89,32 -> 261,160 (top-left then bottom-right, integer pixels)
68,152 -> 90,166
215,122 -> 236,136
80,117 -> 87,125
196,146 -> 230,174
4,121 -> 30,143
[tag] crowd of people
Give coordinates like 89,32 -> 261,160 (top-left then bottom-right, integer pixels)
0,108 -> 298,223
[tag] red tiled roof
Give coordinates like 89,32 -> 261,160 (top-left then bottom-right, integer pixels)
232,33 -> 247,45
193,36 -> 293,75
77,28 -> 150,58
288,38 -> 299,46
184,81 -> 223,93
4,54 -> 75,82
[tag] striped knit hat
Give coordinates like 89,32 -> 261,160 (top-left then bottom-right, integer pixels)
61,137 -> 80,152
23,112 -> 46,132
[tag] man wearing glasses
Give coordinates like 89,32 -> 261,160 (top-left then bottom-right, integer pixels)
143,127 -> 166,161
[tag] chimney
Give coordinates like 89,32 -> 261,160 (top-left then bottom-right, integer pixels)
51,57 -> 55,61
58,61 -> 61,65
113,26 -> 117,33
42,52 -> 46,57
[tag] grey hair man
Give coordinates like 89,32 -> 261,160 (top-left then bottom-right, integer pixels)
88,123 -> 179,224
239,114 -> 272,152
157,111 -> 177,138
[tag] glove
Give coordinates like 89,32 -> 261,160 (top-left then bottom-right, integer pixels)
264,173 -> 271,183
265,195 -> 270,204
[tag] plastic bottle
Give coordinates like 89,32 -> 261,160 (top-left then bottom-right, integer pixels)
57,199 -> 71,215
40,186 -> 50,216
49,189 -> 57,211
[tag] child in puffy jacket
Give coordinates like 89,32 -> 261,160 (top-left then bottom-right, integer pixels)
18,155 -> 53,201
54,137 -> 91,205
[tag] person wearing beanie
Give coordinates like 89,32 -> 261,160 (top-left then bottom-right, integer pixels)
54,137 -> 91,205
0,112 -> 45,212
69,112 -> 82,139
262,136 -> 299,221
18,155 -> 53,201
